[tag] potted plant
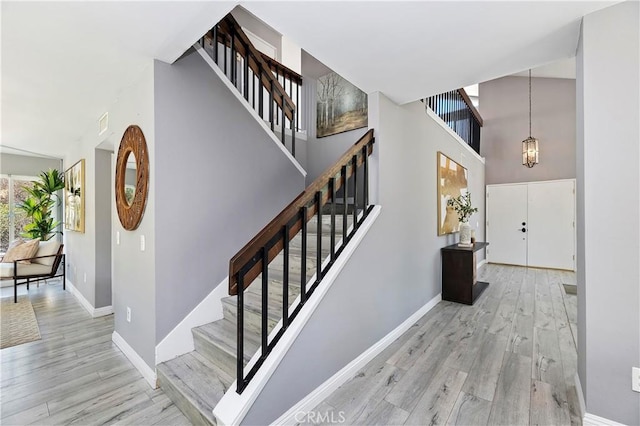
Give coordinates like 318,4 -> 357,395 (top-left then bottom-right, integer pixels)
17,169 -> 65,241
447,192 -> 478,246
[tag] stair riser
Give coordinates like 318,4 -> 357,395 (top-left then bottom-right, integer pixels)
157,367 -> 216,426
222,300 -> 281,338
193,331 -> 237,379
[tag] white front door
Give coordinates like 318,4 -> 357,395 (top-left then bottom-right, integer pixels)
486,184 -> 528,266
527,180 -> 575,270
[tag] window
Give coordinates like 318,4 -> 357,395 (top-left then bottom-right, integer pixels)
0,175 -> 38,252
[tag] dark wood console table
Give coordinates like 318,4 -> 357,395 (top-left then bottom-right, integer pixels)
441,242 -> 489,305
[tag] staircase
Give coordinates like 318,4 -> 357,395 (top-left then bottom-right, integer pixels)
157,212 -> 354,425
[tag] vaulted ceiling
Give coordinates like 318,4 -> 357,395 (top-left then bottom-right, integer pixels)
1,1 -> 618,158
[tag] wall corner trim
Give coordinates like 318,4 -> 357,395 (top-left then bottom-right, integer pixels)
112,331 -> 157,389
213,206 -> 382,425
477,259 -> 487,270
66,279 -> 113,318
273,291 -> 443,426
193,43 -> 307,178
156,276 -> 228,364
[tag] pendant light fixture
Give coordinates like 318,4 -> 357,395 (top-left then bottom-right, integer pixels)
522,69 -> 539,168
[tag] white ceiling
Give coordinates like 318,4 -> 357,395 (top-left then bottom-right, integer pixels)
1,1 -> 235,158
1,1 -> 617,159
242,1 -> 614,103
511,57 -> 576,79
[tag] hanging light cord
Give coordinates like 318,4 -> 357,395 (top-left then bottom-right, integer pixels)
528,69 -> 532,137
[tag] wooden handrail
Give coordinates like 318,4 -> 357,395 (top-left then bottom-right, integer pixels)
457,88 -> 483,127
212,14 -> 295,120
229,129 -> 375,295
260,53 -> 303,86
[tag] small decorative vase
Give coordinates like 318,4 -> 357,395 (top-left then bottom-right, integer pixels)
459,221 -> 472,246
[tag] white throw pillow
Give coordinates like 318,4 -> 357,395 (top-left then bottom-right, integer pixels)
33,240 -> 61,267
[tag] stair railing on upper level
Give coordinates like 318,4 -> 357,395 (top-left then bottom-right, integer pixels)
199,14 -> 301,156
424,88 -> 483,154
260,52 -> 303,134
229,129 -> 375,393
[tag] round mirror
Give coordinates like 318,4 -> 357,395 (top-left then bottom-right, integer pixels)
115,125 -> 149,230
124,152 -> 137,206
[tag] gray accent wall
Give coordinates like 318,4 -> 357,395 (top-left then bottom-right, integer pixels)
153,48 -> 306,343
479,76 -> 576,185
243,93 -> 485,424
577,2 -> 640,424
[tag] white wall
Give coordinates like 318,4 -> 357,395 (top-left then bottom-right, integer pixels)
480,76 -> 576,185
577,1 -> 640,424
108,64 -> 157,369
243,93 -> 485,424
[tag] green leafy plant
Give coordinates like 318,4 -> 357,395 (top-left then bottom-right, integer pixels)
447,192 -> 478,223
17,169 -> 65,240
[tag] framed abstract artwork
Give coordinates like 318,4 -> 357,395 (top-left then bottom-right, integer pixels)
64,159 -> 85,233
437,152 -> 468,235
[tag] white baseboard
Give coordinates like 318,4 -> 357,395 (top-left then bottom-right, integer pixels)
273,291 -> 442,426
583,413 -> 626,426
213,206 -> 382,426
67,279 -> 113,318
112,331 -> 157,389
155,277 -> 228,364
575,374 -> 626,426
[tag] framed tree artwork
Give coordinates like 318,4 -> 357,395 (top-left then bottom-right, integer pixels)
64,159 -> 85,233
316,72 -> 368,138
437,152 -> 468,235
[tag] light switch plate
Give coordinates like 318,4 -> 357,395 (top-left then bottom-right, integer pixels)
633,367 -> 640,392
116,231 -> 120,245
140,235 -> 145,252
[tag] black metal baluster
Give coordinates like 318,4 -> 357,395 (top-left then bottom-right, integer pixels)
282,225 -> 289,329
281,97 -> 286,145
300,207 -> 307,303
236,271 -> 245,393
223,33 -> 229,77
342,165 -> 348,243
352,155 -> 358,229
316,191 -> 322,284
258,72 -> 264,119
243,44 -> 249,101
261,246 -> 269,356
213,26 -> 218,63
329,177 -> 336,262
269,81 -> 274,132
363,145 -> 369,213
231,30 -> 236,87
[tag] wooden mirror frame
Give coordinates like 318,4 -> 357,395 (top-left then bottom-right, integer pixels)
115,125 -> 149,230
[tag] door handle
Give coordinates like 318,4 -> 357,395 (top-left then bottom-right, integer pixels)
519,228 -> 527,233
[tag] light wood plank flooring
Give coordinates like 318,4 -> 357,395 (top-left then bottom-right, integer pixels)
310,264 -> 580,426
0,280 -> 189,426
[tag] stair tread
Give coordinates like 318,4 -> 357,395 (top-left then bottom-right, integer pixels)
193,318 -> 260,362
158,352 -> 232,424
